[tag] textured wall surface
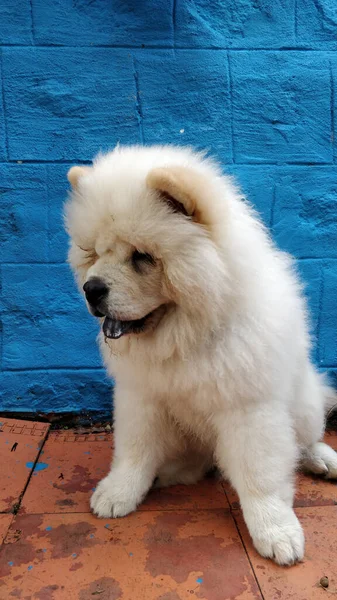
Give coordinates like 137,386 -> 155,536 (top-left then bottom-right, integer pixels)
0,0 -> 337,416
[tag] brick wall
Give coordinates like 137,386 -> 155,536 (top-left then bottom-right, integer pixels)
0,1 -> 337,416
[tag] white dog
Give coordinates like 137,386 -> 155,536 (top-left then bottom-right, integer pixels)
65,145 -> 337,565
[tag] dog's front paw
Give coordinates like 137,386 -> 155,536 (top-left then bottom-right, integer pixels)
90,475 -> 137,519
253,515 -> 304,566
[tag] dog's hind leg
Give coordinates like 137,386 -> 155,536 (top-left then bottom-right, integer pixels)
294,364 -> 337,478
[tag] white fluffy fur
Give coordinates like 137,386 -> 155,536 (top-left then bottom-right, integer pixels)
65,145 -> 337,566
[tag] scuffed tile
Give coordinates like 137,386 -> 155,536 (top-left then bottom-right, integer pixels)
142,475 -> 230,511
0,419 -> 49,513
1,511 -> 262,599
235,506 -> 337,599
22,431 -> 229,513
0,514 -> 13,543
21,431 -> 113,514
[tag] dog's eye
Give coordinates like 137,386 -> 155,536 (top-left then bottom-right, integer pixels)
132,250 -> 155,273
76,245 -> 97,265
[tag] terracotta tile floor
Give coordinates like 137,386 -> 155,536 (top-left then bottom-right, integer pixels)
1,419 -> 337,599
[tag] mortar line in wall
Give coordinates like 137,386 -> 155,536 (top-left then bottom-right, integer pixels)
329,60 -> 335,163
45,164 -> 51,263
28,0 -> 35,44
3,367 -> 106,373
2,160 -> 93,165
0,44 -> 333,51
226,51 -> 235,164
312,0 -> 337,31
2,161 -> 336,167
0,53 -> 9,161
172,0 -> 177,51
8,365 -> 337,373
316,267 -> 325,365
3,257 -> 337,268
269,184 -> 277,230
294,0 -> 298,42
132,55 -> 145,144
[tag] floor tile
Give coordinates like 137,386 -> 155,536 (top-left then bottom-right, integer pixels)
22,431 -> 230,514
0,510 -> 262,600
235,506 -> 337,599
0,514 -> 13,543
0,418 -> 50,513
143,476 -> 230,511
224,431 -> 337,510
21,430 -> 113,514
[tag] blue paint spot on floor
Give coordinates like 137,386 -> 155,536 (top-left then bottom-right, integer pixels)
84,451 -> 91,455
92,487 -> 96,492
129,553 -> 133,557
28,565 -> 33,571
104,524 -> 111,530
42,548 -> 47,552
8,561 -> 14,567
45,526 -> 52,531
89,534 -> 95,538
196,577 -> 203,584
26,461 -> 49,472
72,553 -> 77,558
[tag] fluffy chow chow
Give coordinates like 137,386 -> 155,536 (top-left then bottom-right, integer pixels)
65,145 -> 337,565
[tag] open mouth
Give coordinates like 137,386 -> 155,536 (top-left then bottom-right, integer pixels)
101,308 -> 160,340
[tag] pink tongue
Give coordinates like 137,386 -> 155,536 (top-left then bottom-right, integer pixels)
103,317 -> 133,339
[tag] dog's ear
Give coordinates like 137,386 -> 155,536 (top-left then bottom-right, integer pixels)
67,166 -> 91,189
146,166 -> 216,228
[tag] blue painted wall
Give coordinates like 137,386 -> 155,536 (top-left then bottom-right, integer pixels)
0,1 -> 337,416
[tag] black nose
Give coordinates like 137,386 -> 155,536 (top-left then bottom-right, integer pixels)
83,278 -> 108,306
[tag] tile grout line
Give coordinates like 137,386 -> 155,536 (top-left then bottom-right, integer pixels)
221,481 -> 265,599
15,507 -> 234,516
231,510 -> 266,600
9,428 -> 51,517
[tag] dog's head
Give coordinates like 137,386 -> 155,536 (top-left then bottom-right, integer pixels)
65,146 -> 232,346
